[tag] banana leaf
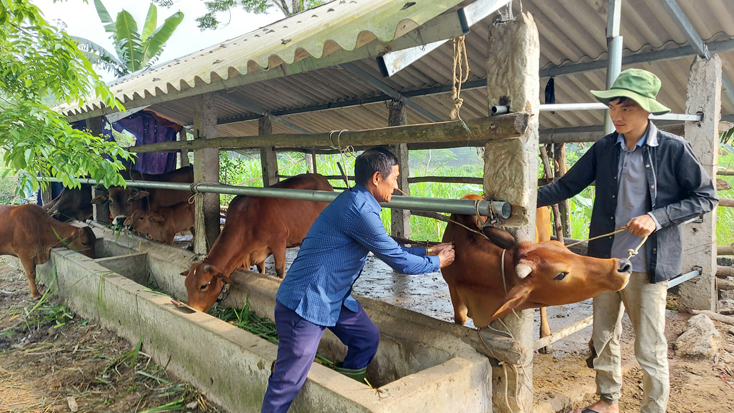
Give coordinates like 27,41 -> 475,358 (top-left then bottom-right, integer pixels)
93,0 -> 116,34
141,3 -> 158,42
142,11 -> 184,64
115,10 -> 144,73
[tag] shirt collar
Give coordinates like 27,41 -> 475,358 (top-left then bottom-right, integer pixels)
616,121 -> 658,149
352,184 -> 382,212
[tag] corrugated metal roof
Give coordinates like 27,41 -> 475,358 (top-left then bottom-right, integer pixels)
62,0 -> 734,134
57,0 -> 466,117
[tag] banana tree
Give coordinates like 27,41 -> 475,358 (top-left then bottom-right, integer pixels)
74,0 -> 184,78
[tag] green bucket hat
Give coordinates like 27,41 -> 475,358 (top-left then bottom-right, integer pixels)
590,69 -> 671,115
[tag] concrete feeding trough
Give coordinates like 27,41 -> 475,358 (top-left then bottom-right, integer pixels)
26,225 -> 496,412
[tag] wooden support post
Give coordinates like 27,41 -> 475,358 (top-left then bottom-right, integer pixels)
679,55 -> 722,312
88,116 -> 110,225
259,117 -> 279,187
484,13 -> 539,413
388,99 -> 411,239
553,143 -> 571,238
193,93 -> 221,254
178,129 -> 190,167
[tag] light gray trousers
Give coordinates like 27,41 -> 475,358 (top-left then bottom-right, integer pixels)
590,272 -> 669,413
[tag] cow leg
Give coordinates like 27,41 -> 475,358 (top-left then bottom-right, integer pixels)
255,263 -> 265,274
538,307 -> 553,354
19,256 -> 42,300
273,246 -> 287,279
447,284 -> 468,326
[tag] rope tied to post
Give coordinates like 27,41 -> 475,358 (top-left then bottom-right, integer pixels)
188,183 -> 204,204
450,36 -> 471,136
473,198 -> 504,228
328,129 -> 354,188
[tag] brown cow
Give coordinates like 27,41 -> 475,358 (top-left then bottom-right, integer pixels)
91,166 -> 193,226
0,204 -> 96,299
441,196 -> 631,328
123,201 -> 194,245
43,186 -> 93,222
181,174 -> 333,312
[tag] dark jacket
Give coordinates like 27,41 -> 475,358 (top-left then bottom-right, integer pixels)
538,121 -> 718,283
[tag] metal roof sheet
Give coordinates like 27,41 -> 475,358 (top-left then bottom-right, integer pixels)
61,0 -> 734,135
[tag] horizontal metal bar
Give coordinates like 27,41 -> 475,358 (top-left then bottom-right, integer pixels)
48,178 -> 510,218
533,268 -> 701,349
492,104 -> 703,122
668,269 -> 701,288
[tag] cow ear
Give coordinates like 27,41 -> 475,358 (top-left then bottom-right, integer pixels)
490,283 -> 532,320
91,195 -> 108,204
215,272 -> 234,284
148,214 -> 165,223
130,190 -> 150,201
180,270 -> 189,276
122,216 -> 133,226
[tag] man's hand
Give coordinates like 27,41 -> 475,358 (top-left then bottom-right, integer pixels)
437,245 -> 455,268
428,242 -> 453,256
625,214 -> 656,237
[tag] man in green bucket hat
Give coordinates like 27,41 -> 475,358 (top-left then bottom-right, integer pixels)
538,68 -> 718,413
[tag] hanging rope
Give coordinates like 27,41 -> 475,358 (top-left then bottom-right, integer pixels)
566,227 -> 648,260
450,36 -> 471,135
328,129 -> 354,188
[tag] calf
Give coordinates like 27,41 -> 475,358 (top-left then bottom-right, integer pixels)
92,166 -> 193,226
182,174 -> 333,312
123,201 -> 194,245
0,205 -> 96,299
43,186 -> 93,222
441,196 -> 631,328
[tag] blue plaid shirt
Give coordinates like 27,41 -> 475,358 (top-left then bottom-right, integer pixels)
276,184 -> 440,327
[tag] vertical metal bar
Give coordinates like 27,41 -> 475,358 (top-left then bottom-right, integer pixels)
605,0 -> 623,135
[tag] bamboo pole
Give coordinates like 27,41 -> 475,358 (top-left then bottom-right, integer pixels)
718,199 -> 734,207
126,114 -> 529,153
553,143 -> 572,238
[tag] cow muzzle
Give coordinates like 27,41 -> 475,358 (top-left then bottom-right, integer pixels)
113,215 -> 129,227
617,258 -> 632,274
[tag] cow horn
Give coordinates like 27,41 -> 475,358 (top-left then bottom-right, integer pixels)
515,263 -> 532,279
204,264 -> 211,272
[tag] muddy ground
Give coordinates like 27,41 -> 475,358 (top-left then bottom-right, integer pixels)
3,246 -> 734,412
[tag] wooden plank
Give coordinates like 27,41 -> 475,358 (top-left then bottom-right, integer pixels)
126,114 -> 529,153
259,116 -> 279,187
388,99 -> 411,239
193,93 -> 221,254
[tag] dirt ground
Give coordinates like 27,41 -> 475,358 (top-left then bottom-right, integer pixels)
3,253 -> 734,413
0,259 -> 228,413
533,294 -> 734,413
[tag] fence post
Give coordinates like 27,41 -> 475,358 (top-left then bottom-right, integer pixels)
679,55 -> 722,312
484,12 -> 539,413
89,116 -> 110,225
193,93 -> 221,254
389,99 -> 411,239
259,116 -> 279,187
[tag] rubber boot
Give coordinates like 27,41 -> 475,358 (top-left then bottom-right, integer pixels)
333,362 -> 367,384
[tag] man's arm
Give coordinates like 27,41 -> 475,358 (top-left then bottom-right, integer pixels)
538,143 -> 598,207
347,211 -> 442,274
648,141 -> 719,228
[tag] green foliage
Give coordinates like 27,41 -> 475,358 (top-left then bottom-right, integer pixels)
0,0 -> 132,192
74,0 -> 184,77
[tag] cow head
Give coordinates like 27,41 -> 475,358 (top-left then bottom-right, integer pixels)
182,262 -> 234,312
491,241 -> 632,320
92,187 -> 150,226
65,227 -> 97,259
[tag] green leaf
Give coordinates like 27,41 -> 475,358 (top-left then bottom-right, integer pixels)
114,11 -> 144,72
141,11 -> 184,64
94,0 -> 116,33
141,3 -> 158,41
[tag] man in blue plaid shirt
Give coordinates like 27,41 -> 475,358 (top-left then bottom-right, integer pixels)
261,147 -> 455,412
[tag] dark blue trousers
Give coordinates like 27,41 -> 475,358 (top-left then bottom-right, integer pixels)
261,301 -> 380,413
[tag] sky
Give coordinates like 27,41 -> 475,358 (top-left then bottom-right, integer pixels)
34,0 -> 283,83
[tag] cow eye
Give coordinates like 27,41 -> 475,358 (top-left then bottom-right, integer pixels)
554,272 -> 568,281
199,284 -> 209,292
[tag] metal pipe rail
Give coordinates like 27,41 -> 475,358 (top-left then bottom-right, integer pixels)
49,178 -> 512,219
532,268 -> 701,351
491,104 -> 703,122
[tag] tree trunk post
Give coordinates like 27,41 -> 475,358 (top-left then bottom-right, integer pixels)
259,117 -> 279,187
388,99 -> 411,239
553,143 -> 571,238
484,13 -> 540,413
679,55 -> 722,312
88,116 -> 110,225
193,93 -> 221,254
179,129 -> 190,167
